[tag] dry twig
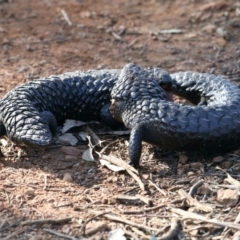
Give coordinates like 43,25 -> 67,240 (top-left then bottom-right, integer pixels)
97,152 -> 145,191
81,211 -> 110,235
171,208 -> 240,230
122,199 -> 182,215
113,194 -> 152,206
21,217 -> 72,226
0,218 -> 23,232
44,228 -> 82,240
89,210 -> 159,232
61,9 -> 72,26
178,189 -> 213,213
148,180 -> 167,196
3,228 -> 26,240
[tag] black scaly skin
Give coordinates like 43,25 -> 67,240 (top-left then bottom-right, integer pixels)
110,63 -> 240,168
0,68 -> 171,147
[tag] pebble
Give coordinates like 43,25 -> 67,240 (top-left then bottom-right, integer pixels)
212,156 -> 224,163
217,189 -> 239,207
61,146 -> 81,156
63,173 -> 73,183
179,153 -> 188,164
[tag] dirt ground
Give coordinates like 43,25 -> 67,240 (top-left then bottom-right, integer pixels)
0,0 -> 240,239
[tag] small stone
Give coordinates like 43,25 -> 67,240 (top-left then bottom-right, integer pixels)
42,154 -> 51,159
179,153 -> 188,164
142,174 -> 149,180
217,189 -> 239,207
109,197 -> 117,204
28,236 -> 44,240
216,27 -> 230,40
58,133 -> 78,146
221,161 -> 232,169
183,32 -> 198,39
187,171 -> 195,177
101,198 -> 108,204
86,221 -> 108,236
63,173 -> 73,183
212,156 -> 224,163
61,146 -> 81,156
25,188 -> 35,197
198,186 -> 210,195
189,229 -> 199,236
62,224 -> 71,234
0,139 -> 8,147
65,155 -> 77,161
202,24 -> 216,34
190,162 -> 204,173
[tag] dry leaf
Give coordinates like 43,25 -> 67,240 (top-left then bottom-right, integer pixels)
82,148 -> 95,162
58,133 -> 78,146
109,228 -> 126,240
100,159 -> 125,172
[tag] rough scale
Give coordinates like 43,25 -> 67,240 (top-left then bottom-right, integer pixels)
0,67 -> 171,146
110,63 -> 240,167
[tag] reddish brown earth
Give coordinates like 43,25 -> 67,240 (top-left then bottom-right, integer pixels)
0,0 -> 240,239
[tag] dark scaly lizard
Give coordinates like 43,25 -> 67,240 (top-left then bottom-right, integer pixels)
110,63 -> 240,167
0,67 -> 171,147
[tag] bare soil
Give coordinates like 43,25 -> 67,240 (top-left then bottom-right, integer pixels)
0,0 -> 240,239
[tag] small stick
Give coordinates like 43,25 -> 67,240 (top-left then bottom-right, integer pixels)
0,218 -> 23,232
81,211 -> 111,235
61,9 -> 72,26
21,217 -> 72,226
122,199 -> 182,215
97,152 -> 138,174
3,228 -> 26,240
148,180 -> 167,196
44,228 -> 80,240
111,32 -> 123,41
97,152 -> 145,191
178,189 -> 213,213
89,210 -> 158,232
171,208 -> 240,230
113,194 -> 152,206
234,212 -> 240,224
